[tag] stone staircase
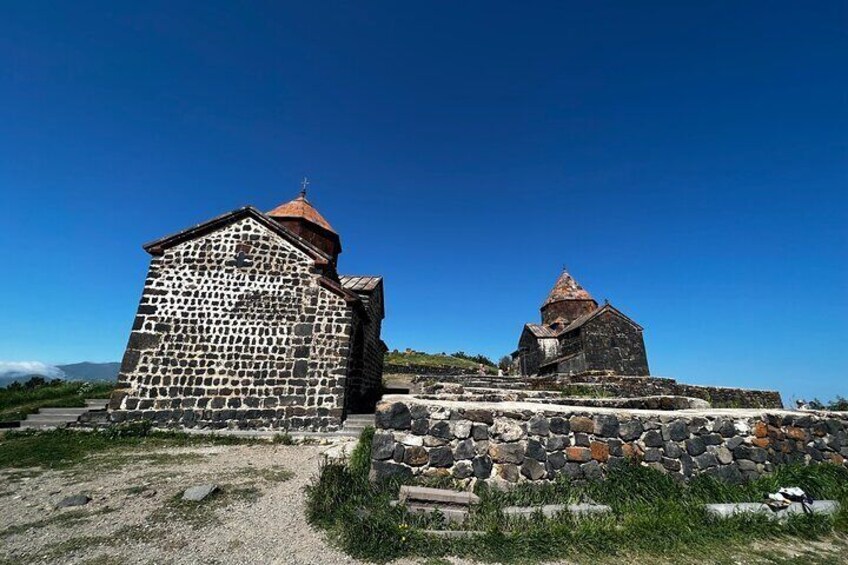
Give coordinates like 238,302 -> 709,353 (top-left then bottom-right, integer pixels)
340,413 -> 375,437
19,399 -> 108,430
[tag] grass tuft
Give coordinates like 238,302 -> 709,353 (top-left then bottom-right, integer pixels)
306,443 -> 848,563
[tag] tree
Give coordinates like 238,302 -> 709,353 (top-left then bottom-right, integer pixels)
498,356 -> 512,373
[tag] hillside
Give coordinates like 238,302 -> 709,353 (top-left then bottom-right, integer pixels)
383,350 -> 496,374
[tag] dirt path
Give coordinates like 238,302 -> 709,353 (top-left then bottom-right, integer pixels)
0,441 -> 379,564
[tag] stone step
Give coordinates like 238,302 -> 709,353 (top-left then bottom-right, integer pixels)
398,486 -> 480,506
389,501 -> 469,523
37,408 -> 90,415
705,501 -> 839,520
421,529 -> 484,538
502,503 -> 611,518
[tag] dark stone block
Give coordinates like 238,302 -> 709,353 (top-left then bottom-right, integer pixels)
138,305 -> 157,315
294,360 -> 309,378
411,418 -> 429,435
521,459 -> 546,480
663,441 -> 683,458
471,424 -> 489,440
733,445 -> 767,463
464,409 -> 494,425
392,444 -> 405,463
294,323 -> 313,336
685,437 -> 706,456
547,451 -> 566,470
120,350 -> 141,373
581,460 -> 603,480
455,438 -> 476,460
695,452 -> 719,469
294,346 -> 310,358
375,403 -> 411,430
528,416 -> 550,436
663,420 -> 688,442
619,419 -> 643,441
372,460 -> 413,481
526,439 -> 547,461
643,430 -> 663,447
430,421 -> 453,440
549,417 -> 570,435
593,415 -> 619,438
429,446 -> 454,468
127,331 -> 160,350
562,462 -> 583,479
472,455 -> 493,478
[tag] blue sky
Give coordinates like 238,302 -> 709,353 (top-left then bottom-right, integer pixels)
0,2 -> 845,403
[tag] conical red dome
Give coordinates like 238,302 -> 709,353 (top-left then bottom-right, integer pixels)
267,191 -> 337,234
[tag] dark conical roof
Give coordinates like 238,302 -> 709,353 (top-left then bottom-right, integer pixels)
542,269 -> 595,306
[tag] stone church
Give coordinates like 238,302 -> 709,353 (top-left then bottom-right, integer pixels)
514,269 -> 649,376
109,188 -> 386,431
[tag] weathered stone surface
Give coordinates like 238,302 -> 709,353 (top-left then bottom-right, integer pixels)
643,430 -> 663,447
526,439 -> 547,461
429,446 -> 454,468
497,463 -> 520,482
451,421 -> 472,440
663,420 -> 688,442
56,494 -> 91,508
594,415 -> 619,437
521,459 -> 546,480
430,421 -> 453,440
376,403 -> 411,430
549,416 -> 570,435
581,460 -> 603,479
471,424 -> 489,440
569,416 -> 594,433
529,415 -> 550,436
464,409 -> 494,425
453,460 -> 474,479
573,432 -> 590,447
547,435 -> 568,452
472,455 -> 493,478
590,441 -> 610,462
490,443 -> 525,464
715,445 -> 733,465
643,448 -> 661,462
663,441 -> 683,458
566,446 -> 592,462
404,446 -> 429,466
182,484 -> 218,502
455,438 -> 476,460
492,419 -> 525,442
685,437 -> 706,456
371,432 -> 396,460
547,451 -> 566,470
619,419 -> 643,441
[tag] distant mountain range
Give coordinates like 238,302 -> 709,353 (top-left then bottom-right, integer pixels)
0,361 -> 120,387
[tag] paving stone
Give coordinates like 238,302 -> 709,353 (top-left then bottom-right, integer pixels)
182,484 -> 218,502
56,494 -> 91,508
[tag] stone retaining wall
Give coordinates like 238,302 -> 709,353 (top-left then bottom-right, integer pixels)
371,397 -> 847,485
529,375 -> 783,409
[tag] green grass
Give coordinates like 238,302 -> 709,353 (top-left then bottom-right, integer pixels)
0,424 -> 264,471
384,351 -> 495,372
0,381 -> 114,422
306,430 -> 848,563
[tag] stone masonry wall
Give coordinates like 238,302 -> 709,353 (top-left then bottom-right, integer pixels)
371,397 -> 848,485
110,217 -> 353,431
529,374 -> 783,409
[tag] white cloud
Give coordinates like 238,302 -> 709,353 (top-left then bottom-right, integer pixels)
0,361 -> 65,379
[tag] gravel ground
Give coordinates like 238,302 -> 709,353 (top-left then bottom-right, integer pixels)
1,441 -> 844,565
0,440 -> 434,565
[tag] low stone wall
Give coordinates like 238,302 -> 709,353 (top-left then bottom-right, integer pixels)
528,375 -> 783,409
371,396 -> 847,485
